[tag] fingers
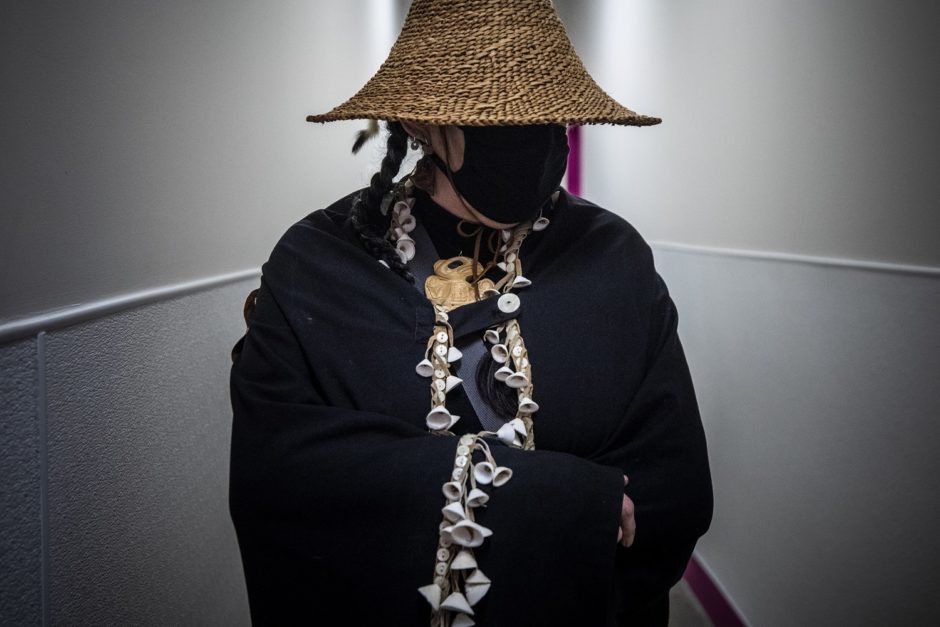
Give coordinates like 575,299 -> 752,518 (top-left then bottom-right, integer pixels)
620,493 -> 636,548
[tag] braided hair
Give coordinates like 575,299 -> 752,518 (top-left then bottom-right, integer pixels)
349,121 -> 415,283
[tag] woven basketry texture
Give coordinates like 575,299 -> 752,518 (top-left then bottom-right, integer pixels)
307,0 -> 660,126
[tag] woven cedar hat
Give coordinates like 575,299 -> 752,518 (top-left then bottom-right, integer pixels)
307,0 -> 660,127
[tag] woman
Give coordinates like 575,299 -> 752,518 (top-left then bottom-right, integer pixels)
229,1 -> 712,625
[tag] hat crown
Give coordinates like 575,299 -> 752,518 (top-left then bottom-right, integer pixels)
307,0 -> 660,126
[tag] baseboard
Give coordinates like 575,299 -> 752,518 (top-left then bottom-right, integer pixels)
683,556 -> 750,627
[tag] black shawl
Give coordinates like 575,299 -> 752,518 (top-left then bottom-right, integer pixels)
229,189 -> 713,626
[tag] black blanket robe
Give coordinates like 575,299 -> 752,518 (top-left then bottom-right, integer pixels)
229,189 -> 713,626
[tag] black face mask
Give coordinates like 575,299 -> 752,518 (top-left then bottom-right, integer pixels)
430,124 -> 569,224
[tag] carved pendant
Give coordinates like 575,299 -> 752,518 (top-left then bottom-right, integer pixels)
425,256 -> 496,312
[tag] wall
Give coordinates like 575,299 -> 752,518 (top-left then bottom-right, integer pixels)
0,1 -> 399,624
0,0 -> 395,323
560,0 -> 940,625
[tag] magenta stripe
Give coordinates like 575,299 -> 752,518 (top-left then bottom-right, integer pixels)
683,557 -> 748,627
566,124 -> 582,196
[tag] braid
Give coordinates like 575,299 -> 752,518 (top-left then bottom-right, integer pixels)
476,350 -> 522,419
349,121 -> 414,283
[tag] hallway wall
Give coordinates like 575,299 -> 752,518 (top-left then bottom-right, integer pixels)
557,0 -> 940,625
1,2 -> 395,624
1,0 -> 393,323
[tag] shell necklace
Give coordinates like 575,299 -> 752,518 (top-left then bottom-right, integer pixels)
384,176 -> 552,627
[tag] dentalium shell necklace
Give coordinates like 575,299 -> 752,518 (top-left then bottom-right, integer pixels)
382,176 -> 553,627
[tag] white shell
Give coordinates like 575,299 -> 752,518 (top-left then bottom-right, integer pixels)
494,365 -> 514,382
452,614 -> 476,627
442,501 -> 468,522
393,201 -> 411,216
451,549 -> 477,570
415,358 -> 434,377
483,329 -> 501,344
496,261 -> 508,272
505,372 -> 529,389
491,344 -> 509,363
445,375 -> 463,393
426,406 -> 456,430
466,487 -> 489,508
512,275 -> 532,288
507,417 -> 528,436
500,229 -> 512,242
518,396 -> 540,413
442,480 -> 463,501
472,461 -> 495,485
396,235 -> 416,261
533,216 -> 550,231
378,259 -> 389,268
441,591 -> 475,616
447,346 -> 463,363
466,569 -> 491,585
444,520 -> 493,548
497,422 -> 518,446
492,466 -> 513,487
400,214 -> 416,233
482,288 -> 501,298
466,581 -> 491,606
417,583 -> 442,610
439,527 -> 453,545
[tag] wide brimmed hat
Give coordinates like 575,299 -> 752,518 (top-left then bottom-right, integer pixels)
307,0 -> 660,127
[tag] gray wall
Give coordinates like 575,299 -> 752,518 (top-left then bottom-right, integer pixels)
0,0 -> 395,323
1,1 -> 398,624
560,0 -> 940,625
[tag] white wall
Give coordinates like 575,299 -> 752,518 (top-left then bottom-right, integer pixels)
570,0 -> 940,268
0,2 -> 403,624
561,1 -> 940,625
0,0 -> 396,323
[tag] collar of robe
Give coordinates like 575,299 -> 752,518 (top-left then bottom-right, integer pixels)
383,176 -> 557,625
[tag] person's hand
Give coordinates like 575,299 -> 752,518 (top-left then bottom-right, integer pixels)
617,475 -> 636,548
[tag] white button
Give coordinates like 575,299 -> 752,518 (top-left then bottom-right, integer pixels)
437,331 -> 448,343
455,455 -> 468,467
498,294 -> 520,313
440,536 -> 453,548
452,467 -> 464,480
437,548 -> 450,561
460,435 -> 474,445
456,445 -> 470,456
435,344 -> 448,357
435,562 -> 448,576
437,390 -> 446,402
435,369 -> 446,379
512,345 -> 523,357
434,576 -> 446,587
506,253 -> 517,263
434,379 -> 446,391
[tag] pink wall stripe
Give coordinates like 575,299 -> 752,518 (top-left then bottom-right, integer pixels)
683,557 -> 748,627
566,124 -> 582,196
